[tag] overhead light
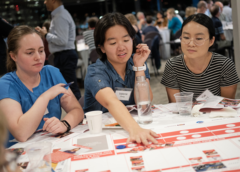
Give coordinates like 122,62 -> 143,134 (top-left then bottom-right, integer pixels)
175,10 -> 179,14
99,16 -> 103,19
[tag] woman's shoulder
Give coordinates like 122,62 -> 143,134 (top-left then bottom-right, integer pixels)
0,72 -> 16,86
166,54 -> 184,66
211,52 -> 232,65
0,73 -> 19,97
86,59 -> 108,76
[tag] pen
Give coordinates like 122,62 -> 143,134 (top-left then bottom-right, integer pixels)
63,81 -> 74,88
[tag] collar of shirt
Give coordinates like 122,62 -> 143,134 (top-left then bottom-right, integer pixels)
51,5 -> 64,18
97,56 -> 134,85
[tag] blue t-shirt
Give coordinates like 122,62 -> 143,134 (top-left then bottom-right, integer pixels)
168,16 -> 182,35
83,57 -> 150,113
0,65 -> 68,148
142,26 -> 159,35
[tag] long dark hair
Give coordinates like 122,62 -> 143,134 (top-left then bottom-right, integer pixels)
94,12 -> 136,61
181,13 -> 215,40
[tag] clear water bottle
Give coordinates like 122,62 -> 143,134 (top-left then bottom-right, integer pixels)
135,76 -> 153,124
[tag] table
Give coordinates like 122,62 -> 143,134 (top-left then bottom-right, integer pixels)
10,105 -> 240,172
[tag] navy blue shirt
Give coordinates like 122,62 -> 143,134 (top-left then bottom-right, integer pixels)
142,26 -> 159,35
212,16 -> 224,41
83,57 -> 150,113
0,65 -> 68,148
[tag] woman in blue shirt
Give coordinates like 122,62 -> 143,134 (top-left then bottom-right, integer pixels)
0,26 -> 84,147
167,8 -> 182,35
84,13 -> 158,145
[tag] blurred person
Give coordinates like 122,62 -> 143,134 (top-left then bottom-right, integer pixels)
0,114 -> 22,172
35,0 -> 81,100
0,26 -> 84,148
42,20 -> 51,65
161,14 -> 239,102
210,4 -> 231,50
0,18 -> 13,76
84,12 -> 159,145
197,1 -> 208,14
222,0 -> 232,22
215,1 -> 227,21
142,16 -> 159,41
154,11 -> 168,29
167,8 -> 182,35
137,12 -> 147,31
125,13 -> 142,45
83,17 -> 99,52
185,7 -> 197,19
205,0 -> 213,17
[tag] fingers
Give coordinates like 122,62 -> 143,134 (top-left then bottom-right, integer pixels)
43,117 -> 57,131
150,130 -> 159,138
147,134 -> 158,144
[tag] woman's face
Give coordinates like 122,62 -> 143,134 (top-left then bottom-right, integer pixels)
11,33 -> 45,74
167,11 -> 172,20
101,25 -> 133,66
181,21 -> 215,59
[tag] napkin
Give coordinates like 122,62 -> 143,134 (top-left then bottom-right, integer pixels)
191,104 -> 204,117
209,107 -> 237,118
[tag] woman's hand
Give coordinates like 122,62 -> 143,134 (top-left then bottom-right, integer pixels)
43,117 -> 67,134
127,126 -> 159,145
133,44 -> 151,67
42,83 -> 70,101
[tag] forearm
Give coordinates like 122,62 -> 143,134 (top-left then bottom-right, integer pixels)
106,98 -> 140,133
62,108 -> 84,129
14,95 -> 49,142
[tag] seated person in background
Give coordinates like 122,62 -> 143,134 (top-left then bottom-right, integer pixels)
210,4 -> 231,50
167,8 -> 182,36
222,0 -> 232,22
137,12 -> 147,31
84,12 -> 158,145
185,7 -> 197,20
142,16 -> 159,41
0,26 -> 84,148
154,11 -> 168,29
215,1 -> 227,22
83,17 -> 99,52
161,14 -> 239,102
197,1 -> 208,14
124,13 -> 142,45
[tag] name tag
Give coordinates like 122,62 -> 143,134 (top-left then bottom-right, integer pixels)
44,108 -> 49,115
196,89 -> 214,101
115,87 -> 133,101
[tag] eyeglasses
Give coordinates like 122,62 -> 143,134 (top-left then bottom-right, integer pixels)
180,36 -> 209,46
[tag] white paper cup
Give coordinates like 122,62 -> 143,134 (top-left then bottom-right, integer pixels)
85,111 -> 102,134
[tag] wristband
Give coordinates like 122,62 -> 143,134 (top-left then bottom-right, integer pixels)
61,120 -> 71,133
132,64 -> 146,71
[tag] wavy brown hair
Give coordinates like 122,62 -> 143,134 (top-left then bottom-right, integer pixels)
6,25 -> 42,72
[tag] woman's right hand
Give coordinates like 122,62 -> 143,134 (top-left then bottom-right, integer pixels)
42,84 -> 70,101
127,126 -> 159,145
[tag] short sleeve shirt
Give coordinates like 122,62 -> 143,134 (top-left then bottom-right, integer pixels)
0,65 -> 68,148
83,57 -> 150,113
212,17 -> 224,41
161,53 -> 240,99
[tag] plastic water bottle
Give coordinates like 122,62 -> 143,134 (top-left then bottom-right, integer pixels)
135,76 -> 153,124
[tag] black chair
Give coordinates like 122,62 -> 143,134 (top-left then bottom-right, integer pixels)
78,96 -> 84,108
88,49 -> 100,65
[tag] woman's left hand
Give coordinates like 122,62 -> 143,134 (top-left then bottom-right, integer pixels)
43,117 -> 67,134
133,44 -> 151,67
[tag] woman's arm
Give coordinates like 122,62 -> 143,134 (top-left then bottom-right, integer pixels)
42,88 -> 84,133
96,87 -> 158,145
221,84 -> 237,99
166,87 -> 180,103
0,84 -> 70,142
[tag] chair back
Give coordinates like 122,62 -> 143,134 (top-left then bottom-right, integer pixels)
48,54 -> 55,66
89,49 -> 100,64
174,29 -> 182,39
145,31 -> 161,41
78,96 -> 84,108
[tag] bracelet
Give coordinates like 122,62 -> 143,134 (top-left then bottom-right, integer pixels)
132,64 -> 146,71
61,120 -> 71,133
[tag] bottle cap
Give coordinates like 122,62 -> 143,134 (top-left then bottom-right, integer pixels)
116,145 -> 126,149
